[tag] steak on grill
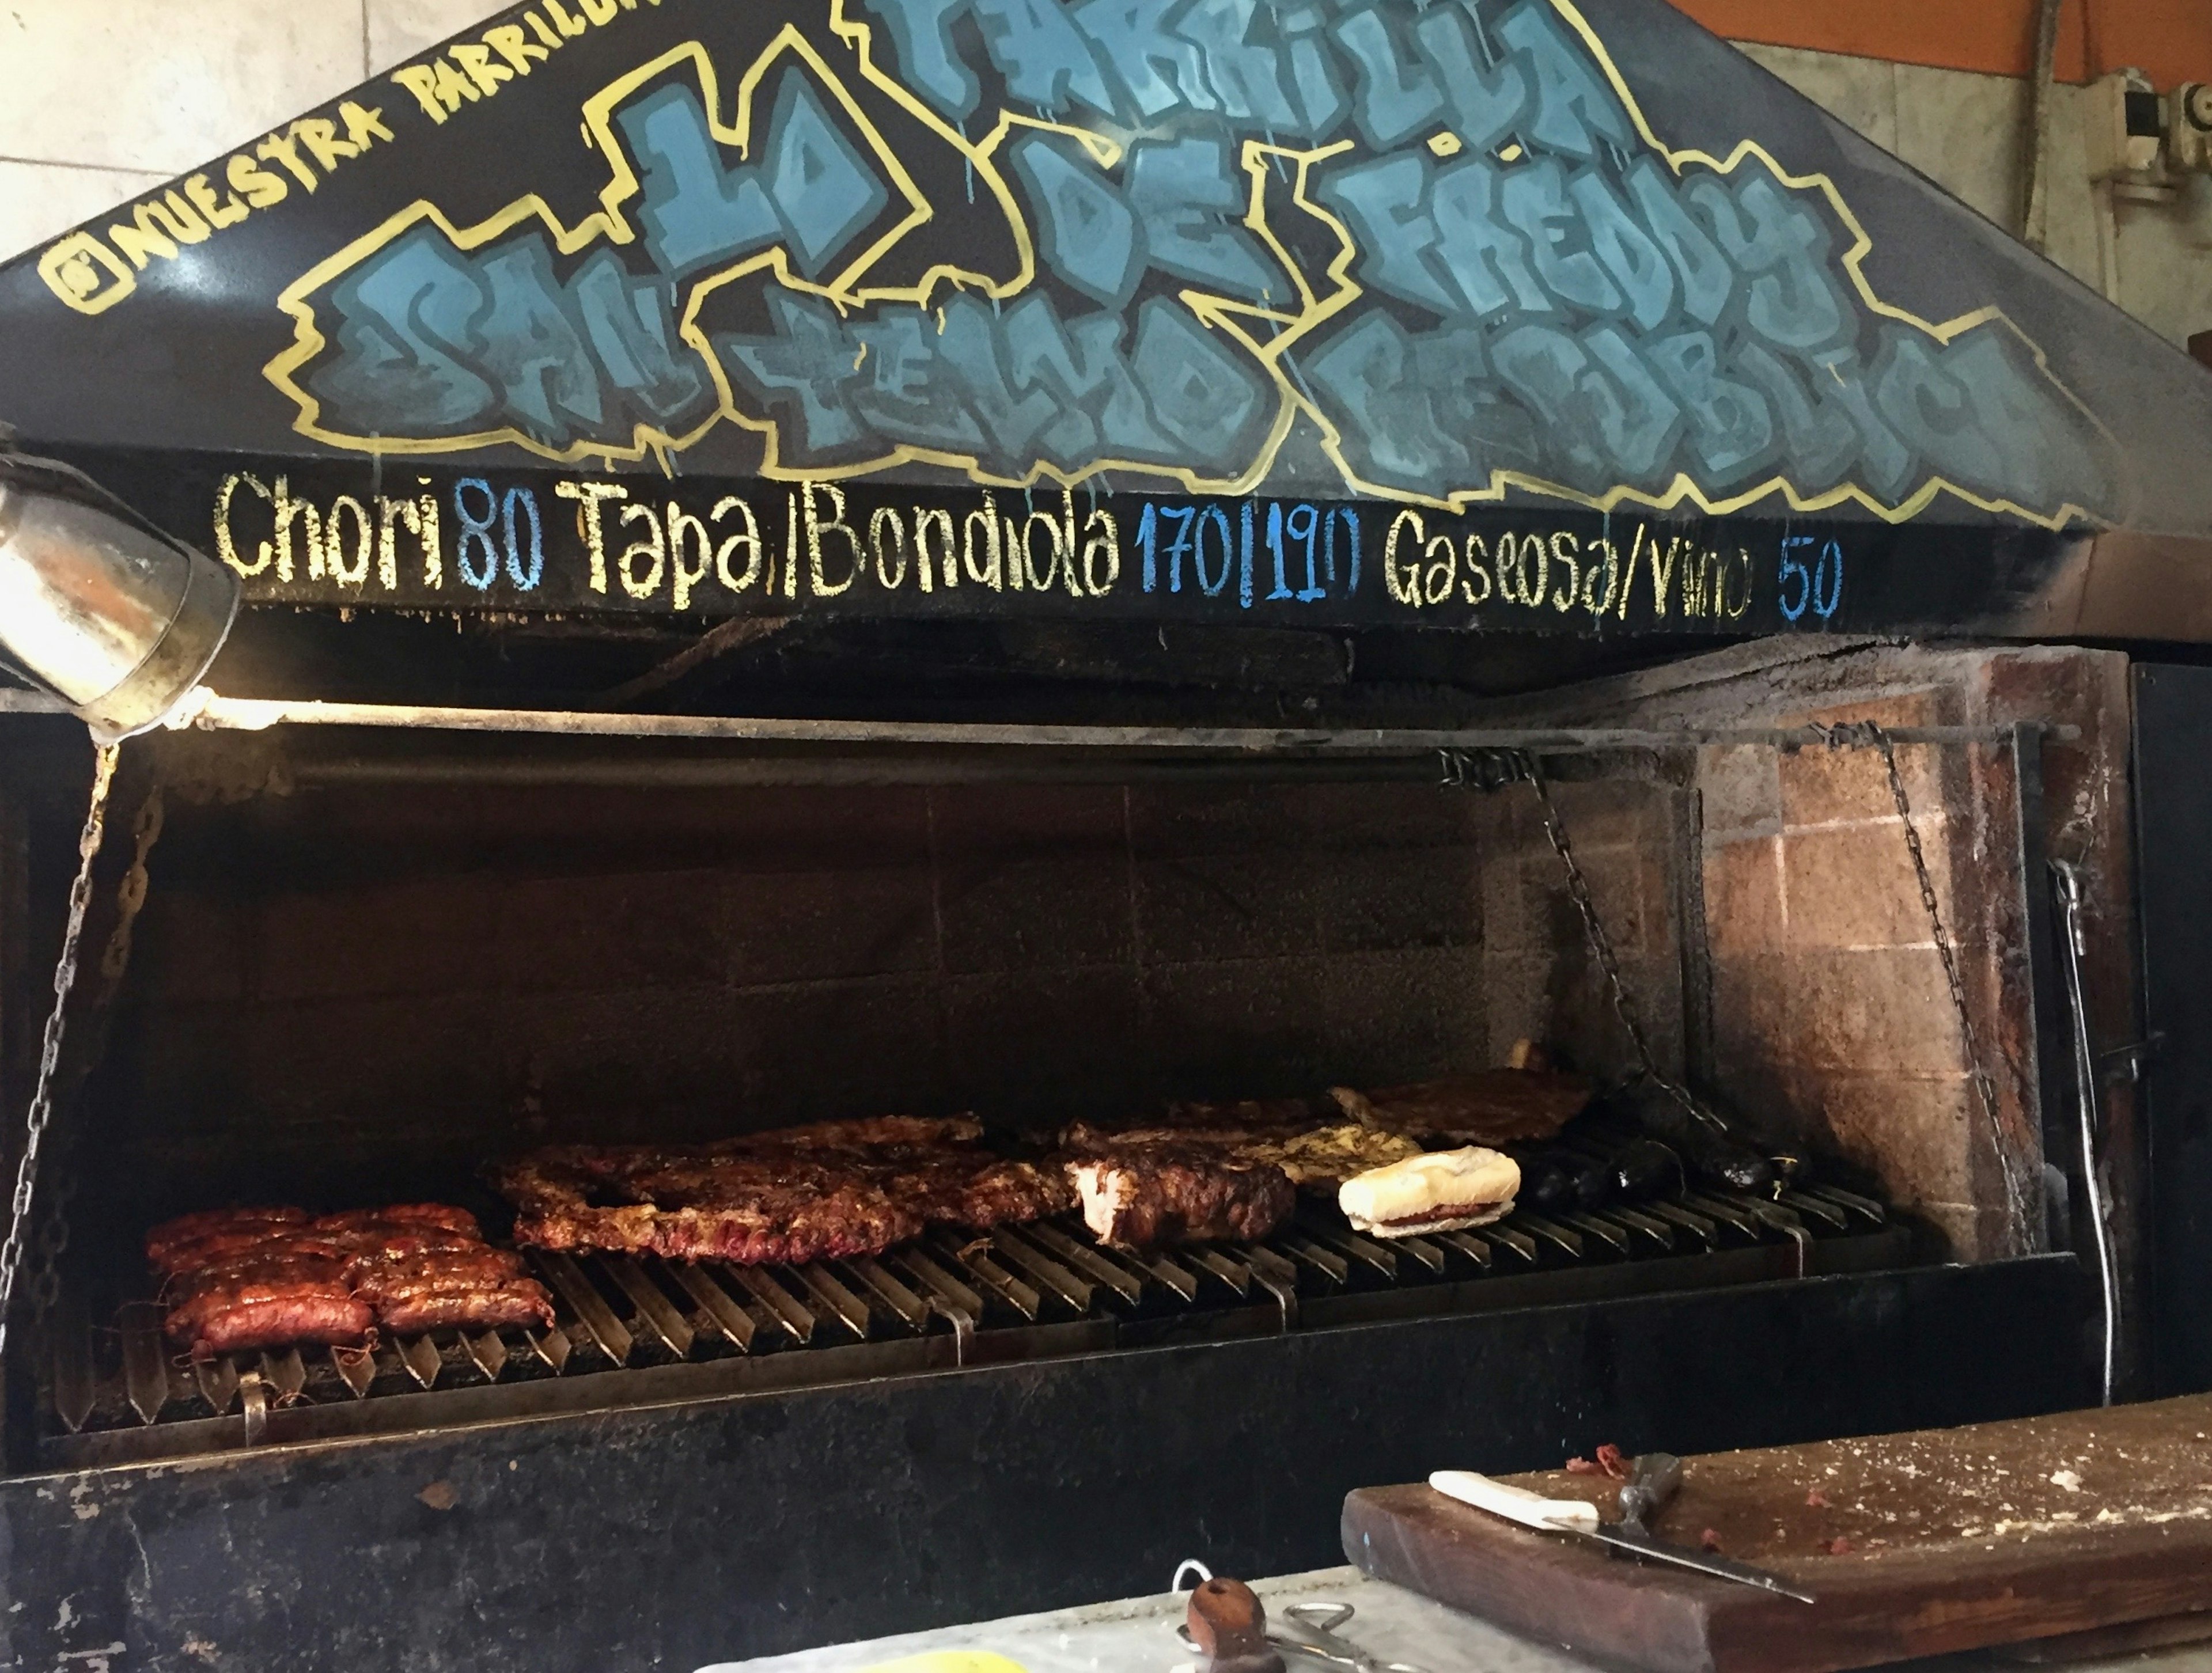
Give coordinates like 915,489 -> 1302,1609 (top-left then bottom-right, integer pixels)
495,1117 -> 1074,1264
1329,1071 -> 1592,1147
1066,1143 -> 1296,1250
1060,1119 -> 1420,1190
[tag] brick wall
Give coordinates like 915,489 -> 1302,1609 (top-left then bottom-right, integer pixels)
1471,772 -> 1691,1088
1699,689 -> 2006,1256
80,773 -> 1541,1223
1521,640 -> 2136,1272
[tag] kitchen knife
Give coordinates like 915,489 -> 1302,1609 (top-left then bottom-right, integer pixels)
1427,1463 -> 1817,1604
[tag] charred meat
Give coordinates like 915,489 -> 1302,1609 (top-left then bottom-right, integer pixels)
1330,1071 -> 1591,1147
495,1117 -> 1075,1264
1066,1143 -> 1296,1250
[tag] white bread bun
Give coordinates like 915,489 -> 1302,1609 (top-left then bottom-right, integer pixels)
1338,1147 -> 1520,1238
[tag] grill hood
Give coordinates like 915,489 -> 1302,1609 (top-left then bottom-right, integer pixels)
0,0 -> 2205,642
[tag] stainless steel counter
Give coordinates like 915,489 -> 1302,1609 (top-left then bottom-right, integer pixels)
699,1565 -> 2212,1673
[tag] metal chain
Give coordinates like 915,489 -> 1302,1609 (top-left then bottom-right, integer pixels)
1442,748 -> 1723,1135
1820,722 -> 2031,1236
25,780 -> 164,1319
0,743 -> 122,1362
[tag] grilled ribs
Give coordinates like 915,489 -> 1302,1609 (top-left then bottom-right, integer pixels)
147,1203 -> 551,1356
495,1118 -> 1074,1264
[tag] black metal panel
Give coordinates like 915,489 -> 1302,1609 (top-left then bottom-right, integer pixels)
6,0 -> 2212,646
2134,666 -> 2212,1393
0,1258 -> 2087,1672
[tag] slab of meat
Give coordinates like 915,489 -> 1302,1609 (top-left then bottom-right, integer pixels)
882,1156 -> 1077,1227
495,1117 -> 1073,1264
150,1202 -> 552,1353
1066,1144 -> 1295,1250
1060,1118 -> 1421,1190
715,1116 -> 987,1155
1329,1071 -> 1592,1147
379,1284 -> 559,1334
499,1145 -> 926,1264
1161,1098 -> 1328,1130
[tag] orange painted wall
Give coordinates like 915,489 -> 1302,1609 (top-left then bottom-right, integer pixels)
1671,0 -> 2211,89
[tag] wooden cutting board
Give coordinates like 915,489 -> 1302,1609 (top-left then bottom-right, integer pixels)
1342,1394 -> 2212,1673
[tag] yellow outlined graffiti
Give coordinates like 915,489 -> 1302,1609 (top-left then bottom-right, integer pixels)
262,0 -> 2116,530
1277,0 -> 2118,531
265,16 -> 1040,466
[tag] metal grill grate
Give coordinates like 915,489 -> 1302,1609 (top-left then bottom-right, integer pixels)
37,1183 -> 1902,1469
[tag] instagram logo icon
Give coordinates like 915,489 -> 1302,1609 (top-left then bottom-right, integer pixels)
38,232 -> 137,316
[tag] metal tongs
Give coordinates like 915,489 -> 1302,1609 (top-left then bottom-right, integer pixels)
1272,1602 -> 1427,1673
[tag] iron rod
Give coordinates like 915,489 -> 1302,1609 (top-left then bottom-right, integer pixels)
141,695 -> 2078,752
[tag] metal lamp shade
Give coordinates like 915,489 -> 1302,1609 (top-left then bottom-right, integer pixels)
0,455 -> 238,741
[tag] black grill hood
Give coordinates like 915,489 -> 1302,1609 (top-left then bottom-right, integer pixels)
0,0 -> 2205,643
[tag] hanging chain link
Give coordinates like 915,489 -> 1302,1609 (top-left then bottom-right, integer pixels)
0,744 -> 122,1361
25,780 -> 164,1321
1816,720 -> 2030,1237
1440,747 -> 1725,1136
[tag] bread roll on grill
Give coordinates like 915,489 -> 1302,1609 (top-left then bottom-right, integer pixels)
1337,1147 -> 1520,1238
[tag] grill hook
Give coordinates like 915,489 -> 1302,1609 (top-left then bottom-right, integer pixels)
238,1369 -> 268,1447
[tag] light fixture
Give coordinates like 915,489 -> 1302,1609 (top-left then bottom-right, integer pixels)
0,445 -> 238,741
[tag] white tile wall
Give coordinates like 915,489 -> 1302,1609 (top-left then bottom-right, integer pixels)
367,0 -> 506,75
0,1 -> 365,175
1734,41 -> 1901,155
0,158 -> 169,272
0,0 -> 504,258
1714,42 -> 2209,346
0,3 -> 2201,343
2113,178 -> 2212,347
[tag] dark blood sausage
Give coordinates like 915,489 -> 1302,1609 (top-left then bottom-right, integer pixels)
1767,1148 -> 1815,1189
1684,1129 -> 1774,1195
1504,1147 -> 1577,1216
1611,1139 -> 1686,1201
1556,1149 -> 1616,1211
1620,1079 -> 1776,1195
